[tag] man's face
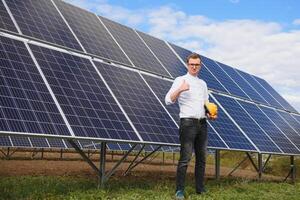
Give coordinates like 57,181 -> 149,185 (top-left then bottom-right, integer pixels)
187,58 -> 201,76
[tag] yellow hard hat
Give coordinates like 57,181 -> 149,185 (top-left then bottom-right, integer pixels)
205,102 -> 218,116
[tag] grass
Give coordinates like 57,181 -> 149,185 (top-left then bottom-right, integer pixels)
1,172 -> 299,200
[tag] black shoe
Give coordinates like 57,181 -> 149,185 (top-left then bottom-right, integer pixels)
196,188 -> 207,194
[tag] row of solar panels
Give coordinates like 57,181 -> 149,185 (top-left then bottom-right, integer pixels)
0,34 -> 300,155
0,0 -> 298,113
0,0 -> 299,155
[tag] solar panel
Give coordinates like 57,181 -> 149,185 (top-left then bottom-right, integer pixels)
53,0 -> 132,66
212,94 -> 281,153
0,136 -> 11,146
10,136 -> 32,147
168,43 -> 229,93
5,0 -> 82,50
29,43 -> 140,142
202,57 -> 249,99
238,100 -> 299,154
276,110 -> 300,133
218,62 -> 268,104
292,114 -> 300,124
95,62 -> 178,144
208,95 -> 256,151
235,69 -> 284,109
141,74 -> 228,149
137,31 -> 187,78
0,36 -> 71,137
252,76 -> 298,113
0,1 -> 17,32
259,106 -> 300,150
99,16 -> 170,77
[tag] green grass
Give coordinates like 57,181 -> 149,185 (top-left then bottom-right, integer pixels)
1,173 -> 299,200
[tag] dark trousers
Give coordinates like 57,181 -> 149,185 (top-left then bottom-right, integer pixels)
176,118 -> 208,192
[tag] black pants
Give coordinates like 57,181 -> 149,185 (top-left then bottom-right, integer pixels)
176,118 -> 208,192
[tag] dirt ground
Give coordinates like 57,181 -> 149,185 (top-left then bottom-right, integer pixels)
0,150 -> 279,181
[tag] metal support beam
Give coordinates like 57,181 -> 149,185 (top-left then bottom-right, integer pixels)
124,145 -> 162,176
123,144 -> 145,176
246,152 -> 259,172
258,153 -> 263,180
262,154 -> 271,171
284,155 -> 296,183
228,154 -> 249,176
68,140 -> 99,174
99,142 -> 107,188
0,147 -> 17,159
104,144 -> 137,182
215,149 -> 220,180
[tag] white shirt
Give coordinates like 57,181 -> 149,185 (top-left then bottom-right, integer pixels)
165,73 -> 209,119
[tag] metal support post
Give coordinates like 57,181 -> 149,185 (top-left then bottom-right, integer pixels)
284,155 -> 296,183
258,153 -> 263,180
99,142 -> 107,188
215,149 -> 220,180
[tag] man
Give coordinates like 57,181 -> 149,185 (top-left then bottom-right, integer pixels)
165,53 -> 213,199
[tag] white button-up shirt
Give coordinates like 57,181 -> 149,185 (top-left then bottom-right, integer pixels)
165,73 -> 209,119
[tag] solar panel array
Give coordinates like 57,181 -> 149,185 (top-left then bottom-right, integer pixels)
0,0 -> 299,156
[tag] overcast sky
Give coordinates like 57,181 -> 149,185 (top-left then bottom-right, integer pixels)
66,0 -> 300,112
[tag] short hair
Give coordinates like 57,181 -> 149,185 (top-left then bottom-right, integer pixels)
186,53 -> 201,63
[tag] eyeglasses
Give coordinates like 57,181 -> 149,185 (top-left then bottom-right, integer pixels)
188,63 -> 201,67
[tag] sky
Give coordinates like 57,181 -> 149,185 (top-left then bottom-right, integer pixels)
65,0 -> 300,112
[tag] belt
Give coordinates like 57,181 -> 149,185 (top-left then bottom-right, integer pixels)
180,118 -> 206,124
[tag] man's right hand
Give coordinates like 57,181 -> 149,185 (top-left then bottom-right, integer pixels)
179,80 -> 189,92
170,80 -> 190,103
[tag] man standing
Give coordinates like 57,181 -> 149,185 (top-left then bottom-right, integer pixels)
165,53 -> 213,199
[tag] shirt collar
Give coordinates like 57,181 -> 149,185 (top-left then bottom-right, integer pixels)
186,72 -> 198,80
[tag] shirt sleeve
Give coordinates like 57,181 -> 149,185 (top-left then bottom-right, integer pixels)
165,77 -> 181,105
204,82 -> 209,102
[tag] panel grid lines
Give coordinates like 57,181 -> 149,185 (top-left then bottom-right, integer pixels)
0,1 -> 17,32
29,43 -> 139,142
53,0 -> 131,66
137,31 -> 187,78
0,36 -> 70,138
5,0 -> 82,51
100,16 -> 170,77
213,94 -> 281,153
96,63 -> 179,144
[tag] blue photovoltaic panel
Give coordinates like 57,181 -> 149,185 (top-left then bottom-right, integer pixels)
0,36 -> 70,137
6,0 -> 82,51
169,43 -> 228,93
141,74 -> 227,149
239,100 -> 299,154
10,136 -> 31,147
53,0 -> 131,66
99,16 -> 170,77
259,106 -> 300,150
213,94 -> 281,153
95,62 -> 179,144
276,111 -> 300,133
30,137 -> 49,148
203,57 -> 249,99
208,95 -> 256,151
236,69 -> 284,109
137,31 -> 187,78
292,114 -> 300,124
252,76 -> 298,113
0,136 -> 12,146
47,138 -> 67,148
218,62 -> 268,104
0,1 -> 17,32
29,44 -> 140,142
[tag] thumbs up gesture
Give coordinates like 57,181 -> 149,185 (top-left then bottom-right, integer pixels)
179,80 -> 189,92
